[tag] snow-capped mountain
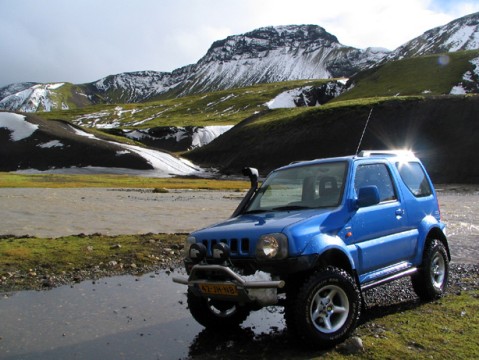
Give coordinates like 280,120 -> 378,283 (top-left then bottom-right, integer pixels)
0,83 -> 70,112
385,11 -> 479,61
172,25 -> 388,96
90,70 -> 179,103
0,82 -> 37,99
1,12 -> 479,113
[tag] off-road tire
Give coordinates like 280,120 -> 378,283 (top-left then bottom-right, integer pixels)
285,266 -> 361,348
411,239 -> 449,301
187,289 -> 250,329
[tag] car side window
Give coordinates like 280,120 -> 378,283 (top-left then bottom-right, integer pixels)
354,163 -> 397,202
396,161 -> 432,197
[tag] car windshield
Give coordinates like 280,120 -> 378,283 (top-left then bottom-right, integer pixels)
245,161 -> 348,213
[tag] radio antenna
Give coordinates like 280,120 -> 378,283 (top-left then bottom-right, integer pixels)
355,107 -> 374,155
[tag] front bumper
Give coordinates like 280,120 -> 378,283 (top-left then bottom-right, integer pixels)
173,264 -> 285,306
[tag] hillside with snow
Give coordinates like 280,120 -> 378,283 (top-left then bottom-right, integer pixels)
0,112 -> 204,177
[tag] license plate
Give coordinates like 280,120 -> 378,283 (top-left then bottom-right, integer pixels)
199,283 -> 238,296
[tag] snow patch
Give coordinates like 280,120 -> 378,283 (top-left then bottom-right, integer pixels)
70,126 -> 97,139
121,143 -> 201,175
38,140 -> 64,148
191,126 -> 233,148
164,127 -> 190,142
124,130 -> 155,141
243,271 -> 277,305
444,25 -> 479,52
450,56 -> 479,94
266,87 -> 311,109
116,150 -> 131,156
46,83 -> 65,90
0,112 -> 38,141
69,125 -> 204,177
124,126 -> 233,149
450,85 -> 466,94
265,82 -> 347,109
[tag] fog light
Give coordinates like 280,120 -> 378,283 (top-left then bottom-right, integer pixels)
212,242 -> 230,261
189,243 -> 207,263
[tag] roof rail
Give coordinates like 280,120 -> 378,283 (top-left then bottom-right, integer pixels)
358,150 -> 415,158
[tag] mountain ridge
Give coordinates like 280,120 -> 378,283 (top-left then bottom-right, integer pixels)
1,12 -> 479,112
385,11 -> 479,61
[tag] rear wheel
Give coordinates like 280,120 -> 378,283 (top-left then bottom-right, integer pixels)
412,239 -> 449,301
187,289 -> 250,329
285,267 -> 361,348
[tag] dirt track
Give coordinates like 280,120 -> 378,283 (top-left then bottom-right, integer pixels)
0,186 -> 477,264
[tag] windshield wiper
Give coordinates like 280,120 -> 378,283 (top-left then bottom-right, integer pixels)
272,205 -> 309,211
243,209 -> 268,214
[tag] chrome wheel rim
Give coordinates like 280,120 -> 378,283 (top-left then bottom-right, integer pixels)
207,299 -> 237,317
431,252 -> 446,289
310,284 -> 349,333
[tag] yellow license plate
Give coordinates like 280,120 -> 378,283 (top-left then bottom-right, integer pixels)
199,283 -> 238,296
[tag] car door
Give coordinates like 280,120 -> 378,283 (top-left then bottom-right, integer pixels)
347,162 -> 417,276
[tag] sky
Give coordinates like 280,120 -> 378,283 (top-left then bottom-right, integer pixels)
0,0 -> 478,87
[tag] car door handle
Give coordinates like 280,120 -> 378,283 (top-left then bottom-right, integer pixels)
395,208 -> 404,216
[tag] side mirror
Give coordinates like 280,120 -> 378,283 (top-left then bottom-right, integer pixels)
242,167 -> 259,189
357,185 -> 380,208
231,167 -> 259,218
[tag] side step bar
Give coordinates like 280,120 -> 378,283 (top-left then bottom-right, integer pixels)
361,267 -> 417,291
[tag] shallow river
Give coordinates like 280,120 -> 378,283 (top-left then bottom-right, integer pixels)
0,187 -> 477,263
0,269 -> 286,360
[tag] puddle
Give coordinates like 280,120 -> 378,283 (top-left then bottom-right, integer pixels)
0,270 -> 291,360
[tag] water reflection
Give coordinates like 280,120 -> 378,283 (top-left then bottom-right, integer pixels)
1,270 -> 313,360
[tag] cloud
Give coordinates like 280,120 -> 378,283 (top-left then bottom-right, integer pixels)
0,0 -> 478,87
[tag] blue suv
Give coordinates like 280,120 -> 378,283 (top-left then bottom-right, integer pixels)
174,151 -> 450,348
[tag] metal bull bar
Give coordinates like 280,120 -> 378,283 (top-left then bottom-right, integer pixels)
173,264 -> 285,305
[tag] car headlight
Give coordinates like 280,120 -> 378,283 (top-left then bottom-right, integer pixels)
256,233 -> 288,260
183,235 -> 196,257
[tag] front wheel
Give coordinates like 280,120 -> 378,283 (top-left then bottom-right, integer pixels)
412,239 -> 449,301
285,267 -> 361,348
187,289 -> 251,329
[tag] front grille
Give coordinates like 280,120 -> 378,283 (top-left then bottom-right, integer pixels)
200,237 -> 251,257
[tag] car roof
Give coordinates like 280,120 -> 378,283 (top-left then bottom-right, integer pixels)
278,150 -> 419,171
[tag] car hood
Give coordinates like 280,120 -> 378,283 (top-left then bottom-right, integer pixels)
191,208 -> 338,255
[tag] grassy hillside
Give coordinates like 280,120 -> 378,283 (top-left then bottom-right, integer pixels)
337,50 -> 479,100
41,80 -> 330,129
185,95 -> 479,183
40,50 -> 478,131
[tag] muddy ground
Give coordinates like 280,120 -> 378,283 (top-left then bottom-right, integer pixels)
0,185 -> 477,263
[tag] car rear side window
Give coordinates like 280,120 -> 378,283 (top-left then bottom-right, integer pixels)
396,162 -> 432,197
354,163 -> 397,202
